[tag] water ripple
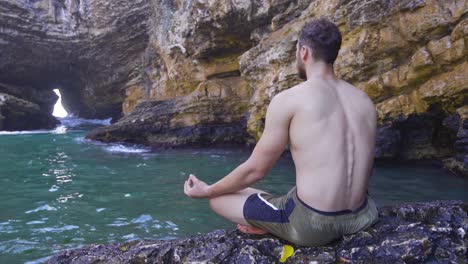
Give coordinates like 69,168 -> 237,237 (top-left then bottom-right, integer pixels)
57,193 -> 83,203
26,221 -> 46,225
107,220 -> 130,227
25,205 -> 57,214
32,225 -> 79,233
131,214 -> 153,224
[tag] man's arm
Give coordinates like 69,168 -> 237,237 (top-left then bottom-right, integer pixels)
207,93 -> 294,198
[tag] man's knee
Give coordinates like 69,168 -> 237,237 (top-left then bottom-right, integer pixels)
208,196 -> 220,212
208,195 -> 244,214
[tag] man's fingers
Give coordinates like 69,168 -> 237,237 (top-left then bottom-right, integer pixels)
185,174 -> 202,198
188,178 -> 194,188
189,174 -> 198,182
184,179 -> 192,195
184,180 -> 188,195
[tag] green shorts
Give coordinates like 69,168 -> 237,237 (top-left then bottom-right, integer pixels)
243,187 -> 379,246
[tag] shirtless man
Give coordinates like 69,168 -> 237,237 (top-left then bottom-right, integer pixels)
184,18 -> 379,246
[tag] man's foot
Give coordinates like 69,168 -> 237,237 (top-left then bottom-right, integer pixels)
237,224 -> 269,235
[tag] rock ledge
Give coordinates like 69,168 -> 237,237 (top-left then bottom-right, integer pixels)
48,200 -> 467,263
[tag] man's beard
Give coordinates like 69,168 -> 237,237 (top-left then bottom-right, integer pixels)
296,60 -> 307,80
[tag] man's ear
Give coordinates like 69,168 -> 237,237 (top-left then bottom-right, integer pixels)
301,46 -> 310,61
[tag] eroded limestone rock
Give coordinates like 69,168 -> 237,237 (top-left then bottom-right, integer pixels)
87,78 -> 251,146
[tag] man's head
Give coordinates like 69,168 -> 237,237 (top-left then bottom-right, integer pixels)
296,18 -> 342,80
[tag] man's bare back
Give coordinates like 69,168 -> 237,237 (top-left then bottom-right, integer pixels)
282,77 -> 377,212
184,18 -> 380,246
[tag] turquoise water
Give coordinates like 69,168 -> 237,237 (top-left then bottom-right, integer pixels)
0,118 -> 467,263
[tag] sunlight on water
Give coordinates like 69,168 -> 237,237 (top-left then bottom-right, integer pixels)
52,89 -> 68,118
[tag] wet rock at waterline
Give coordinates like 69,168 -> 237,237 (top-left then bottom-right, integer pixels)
442,106 -> 468,177
86,82 -> 251,147
48,200 -> 467,263
0,92 -> 59,131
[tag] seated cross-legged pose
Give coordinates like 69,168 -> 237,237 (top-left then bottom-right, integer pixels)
183,18 -> 379,247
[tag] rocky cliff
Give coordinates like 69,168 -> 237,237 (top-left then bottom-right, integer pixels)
88,0 -> 468,176
0,0 -> 151,125
1,0 -> 466,175
47,200 -> 467,263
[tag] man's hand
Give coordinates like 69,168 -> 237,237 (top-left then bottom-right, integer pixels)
184,174 -> 211,199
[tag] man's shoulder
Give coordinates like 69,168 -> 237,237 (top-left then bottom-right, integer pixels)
270,87 -> 297,104
267,89 -> 297,119
287,81 -> 311,92
339,81 -> 375,106
338,80 -> 377,122
280,81 -> 318,101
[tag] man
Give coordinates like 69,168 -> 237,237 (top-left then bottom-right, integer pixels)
183,18 -> 379,247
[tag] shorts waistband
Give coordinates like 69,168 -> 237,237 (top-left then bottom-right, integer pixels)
295,191 -> 368,216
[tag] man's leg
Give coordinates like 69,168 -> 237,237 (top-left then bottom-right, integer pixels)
209,187 -> 269,234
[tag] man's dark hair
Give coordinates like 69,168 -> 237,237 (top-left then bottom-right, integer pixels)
298,18 -> 342,64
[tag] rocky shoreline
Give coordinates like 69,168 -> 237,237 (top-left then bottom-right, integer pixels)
47,200 -> 467,264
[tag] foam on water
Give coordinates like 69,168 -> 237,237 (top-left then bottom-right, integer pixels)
53,126 -> 67,134
58,116 -> 111,128
104,144 -> 150,154
0,116 -> 111,135
75,137 -> 151,154
0,130 -> 53,135
0,115 -> 152,156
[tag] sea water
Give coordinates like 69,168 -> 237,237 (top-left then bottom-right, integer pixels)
0,117 -> 467,263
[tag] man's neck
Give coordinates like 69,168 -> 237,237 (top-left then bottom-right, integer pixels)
305,61 -> 337,81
